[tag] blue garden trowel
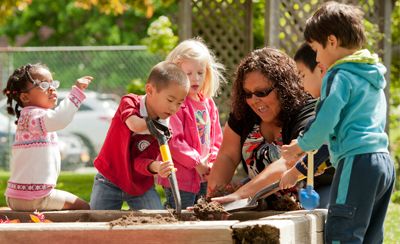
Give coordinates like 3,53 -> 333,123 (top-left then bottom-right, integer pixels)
299,150 -> 320,210
145,118 -> 182,215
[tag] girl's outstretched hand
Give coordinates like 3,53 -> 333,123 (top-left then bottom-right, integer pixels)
75,76 -> 93,91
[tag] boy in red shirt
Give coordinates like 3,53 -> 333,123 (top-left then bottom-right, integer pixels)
90,61 -> 189,210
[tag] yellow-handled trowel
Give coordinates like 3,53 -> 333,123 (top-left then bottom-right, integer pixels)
145,118 -> 182,214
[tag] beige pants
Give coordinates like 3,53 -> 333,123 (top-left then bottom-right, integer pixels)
6,189 -> 77,211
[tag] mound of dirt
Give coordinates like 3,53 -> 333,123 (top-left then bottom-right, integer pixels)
192,197 -> 231,220
109,213 -> 178,228
258,189 -> 302,211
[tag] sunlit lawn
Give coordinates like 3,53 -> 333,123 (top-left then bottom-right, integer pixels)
384,201 -> 400,243
0,171 -> 399,242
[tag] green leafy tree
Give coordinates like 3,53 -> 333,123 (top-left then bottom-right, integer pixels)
253,0 -> 265,49
0,0 -> 31,24
126,78 -> 146,95
0,0 -> 177,46
74,0 -> 174,17
142,15 -> 178,57
363,19 -> 384,51
389,0 -> 400,189
0,0 -> 174,19
391,0 -> 400,90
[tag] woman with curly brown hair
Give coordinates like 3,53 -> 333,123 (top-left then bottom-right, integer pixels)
207,47 -> 329,206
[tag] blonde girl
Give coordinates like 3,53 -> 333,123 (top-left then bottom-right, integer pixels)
161,38 -> 225,208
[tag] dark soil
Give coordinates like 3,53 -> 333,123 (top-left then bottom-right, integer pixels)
109,213 -> 178,228
259,189 -> 302,211
233,225 -> 280,244
192,197 -> 231,220
232,188 -> 303,244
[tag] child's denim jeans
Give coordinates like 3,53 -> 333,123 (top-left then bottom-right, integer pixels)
90,173 -> 163,210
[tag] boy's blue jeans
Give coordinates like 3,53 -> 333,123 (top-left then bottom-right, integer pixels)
325,153 -> 395,244
90,173 -> 163,210
164,182 -> 208,209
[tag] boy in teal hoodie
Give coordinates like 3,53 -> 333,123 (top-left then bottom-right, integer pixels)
281,2 -> 395,243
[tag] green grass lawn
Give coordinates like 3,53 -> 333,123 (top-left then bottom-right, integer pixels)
0,171 -> 398,242
0,171 -> 96,207
383,201 -> 400,243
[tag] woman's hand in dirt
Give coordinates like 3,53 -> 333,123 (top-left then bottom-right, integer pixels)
211,192 -> 242,204
75,76 -> 93,91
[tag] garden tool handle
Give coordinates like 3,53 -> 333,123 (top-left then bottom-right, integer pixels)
159,144 -> 172,162
159,143 -> 182,214
159,143 -> 178,177
146,118 -> 182,214
306,150 -> 317,187
300,150 -> 320,210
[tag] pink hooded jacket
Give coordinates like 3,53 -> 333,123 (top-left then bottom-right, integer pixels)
158,95 -> 222,193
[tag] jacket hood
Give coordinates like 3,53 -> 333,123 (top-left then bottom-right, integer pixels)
330,49 -> 387,89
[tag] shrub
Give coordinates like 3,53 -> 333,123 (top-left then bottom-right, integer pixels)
392,191 -> 400,204
142,16 -> 178,58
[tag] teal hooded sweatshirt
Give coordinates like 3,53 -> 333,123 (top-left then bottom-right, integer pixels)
297,49 -> 389,167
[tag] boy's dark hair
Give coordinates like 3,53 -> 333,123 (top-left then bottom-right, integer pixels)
304,1 -> 366,49
2,63 -> 48,122
294,43 -> 318,72
147,61 -> 188,91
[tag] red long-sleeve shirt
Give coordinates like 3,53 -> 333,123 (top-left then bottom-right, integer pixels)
94,94 -> 159,196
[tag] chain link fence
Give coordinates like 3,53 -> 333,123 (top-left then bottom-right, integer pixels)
0,46 -> 162,97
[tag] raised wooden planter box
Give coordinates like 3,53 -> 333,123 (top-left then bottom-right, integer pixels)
0,209 -> 327,243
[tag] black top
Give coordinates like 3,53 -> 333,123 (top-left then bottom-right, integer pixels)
228,99 -> 334,186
